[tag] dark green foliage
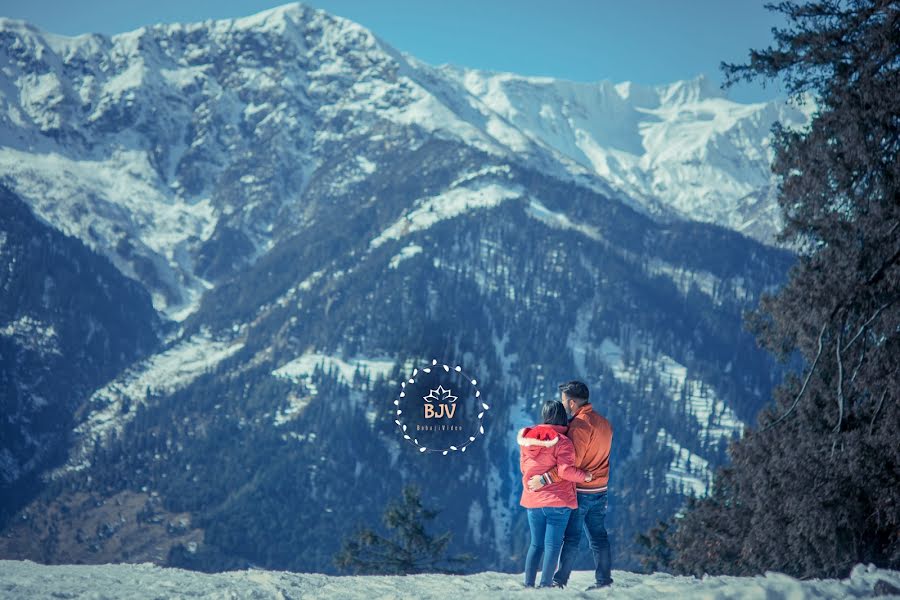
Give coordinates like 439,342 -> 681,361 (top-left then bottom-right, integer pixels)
0,187 -> 160,525
334,485 -> 474,575
642,0 -> 900,578
636,520 -> 673,574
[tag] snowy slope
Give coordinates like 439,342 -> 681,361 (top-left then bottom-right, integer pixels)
59,331 -> 246,474
438,66 -> 817,242
2,560 -> 899,600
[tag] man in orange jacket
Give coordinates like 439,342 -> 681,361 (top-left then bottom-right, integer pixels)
527,380 -> 613,590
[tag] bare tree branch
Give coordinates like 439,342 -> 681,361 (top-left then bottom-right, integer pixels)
845,301 -> 893,349
763,321 -> 829,432
834,313 -> 847,433
847,336 -> 867,389
869,389 -> 888,435
864,244 -> 900,287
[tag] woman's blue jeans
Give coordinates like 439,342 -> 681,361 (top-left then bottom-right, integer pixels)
524,506 -> 572,587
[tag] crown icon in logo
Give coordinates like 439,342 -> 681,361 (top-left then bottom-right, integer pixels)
423,385 -> 457,404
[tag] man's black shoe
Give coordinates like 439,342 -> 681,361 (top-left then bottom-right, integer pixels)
550,580 -> 566,589
585,581 -> 613,590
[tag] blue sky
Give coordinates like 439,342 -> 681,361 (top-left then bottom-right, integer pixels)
2,0 -> 788,103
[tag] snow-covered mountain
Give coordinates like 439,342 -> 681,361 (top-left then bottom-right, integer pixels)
437,66 -> 817,243
0,2 -> 799,574
0,3 -> 806,321
0,2 -> 627,320
3,560 -> 899,600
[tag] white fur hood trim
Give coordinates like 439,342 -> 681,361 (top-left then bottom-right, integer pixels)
517,427 -> 560,447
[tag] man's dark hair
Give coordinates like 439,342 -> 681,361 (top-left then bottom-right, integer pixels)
541,400 -> 569,426
558,380 -> 589,404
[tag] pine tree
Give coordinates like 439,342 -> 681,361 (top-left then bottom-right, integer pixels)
642,0 -> 900,578
334,485 -> 474,575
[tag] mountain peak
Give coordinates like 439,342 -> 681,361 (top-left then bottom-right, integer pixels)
613,74 -> 728,106
229,1 -> 315,31
657,73 -> 725,104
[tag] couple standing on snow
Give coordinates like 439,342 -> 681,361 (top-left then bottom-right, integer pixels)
517,380 -> 614,590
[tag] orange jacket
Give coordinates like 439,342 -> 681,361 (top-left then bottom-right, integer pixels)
547,403 -> 613,491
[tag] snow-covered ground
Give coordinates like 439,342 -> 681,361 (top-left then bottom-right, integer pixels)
1,560 -> 898,599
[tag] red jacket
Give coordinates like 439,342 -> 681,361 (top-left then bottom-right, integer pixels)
518,424 -> 589,509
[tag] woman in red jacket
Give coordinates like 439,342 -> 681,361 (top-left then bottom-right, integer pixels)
517,400 -> 593,587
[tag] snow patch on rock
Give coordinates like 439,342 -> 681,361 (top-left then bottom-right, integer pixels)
58,332 -> 245,475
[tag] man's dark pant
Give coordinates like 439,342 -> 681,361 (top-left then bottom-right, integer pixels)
553,490 -> 612,587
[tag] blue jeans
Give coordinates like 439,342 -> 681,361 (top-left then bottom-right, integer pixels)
524,506 -> 571,587
553,491 -> 612,586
